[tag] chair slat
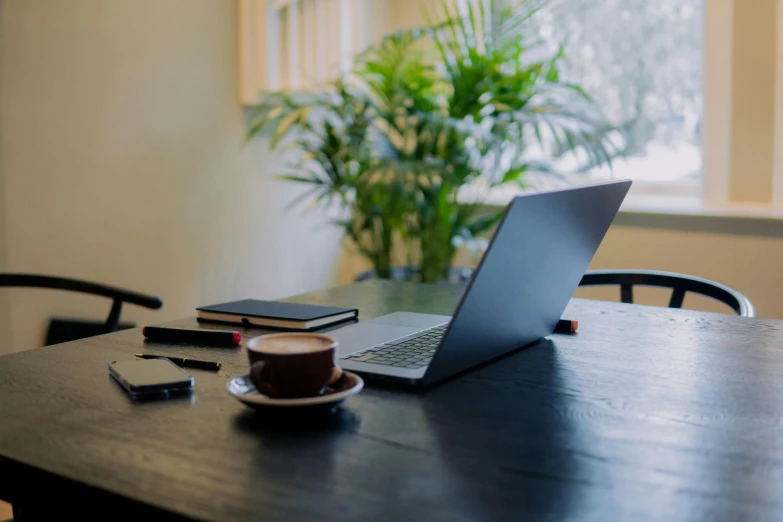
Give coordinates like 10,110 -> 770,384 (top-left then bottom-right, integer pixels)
620,284 -> 633,304
669,288 -> 686,309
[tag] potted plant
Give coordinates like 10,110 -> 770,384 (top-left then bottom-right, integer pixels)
247,0 -> 614,283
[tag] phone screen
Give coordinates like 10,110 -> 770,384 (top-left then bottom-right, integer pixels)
109,359 -> 194,397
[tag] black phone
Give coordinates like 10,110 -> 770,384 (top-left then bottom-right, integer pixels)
109,359 -> 194,399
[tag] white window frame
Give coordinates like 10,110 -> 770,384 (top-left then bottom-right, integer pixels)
238,0 -> 367,103
703,0 -> 783,210
701,0 -> 733,207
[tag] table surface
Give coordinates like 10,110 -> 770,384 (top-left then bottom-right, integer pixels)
2,280 -> 783,521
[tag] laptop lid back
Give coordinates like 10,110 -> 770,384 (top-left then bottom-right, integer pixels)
422,180 -> 631,386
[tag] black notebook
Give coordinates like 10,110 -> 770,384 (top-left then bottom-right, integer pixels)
196,299 -> 358,331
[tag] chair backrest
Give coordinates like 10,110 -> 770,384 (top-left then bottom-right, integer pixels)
579,269 -> 755,317
0,273 -> 163,333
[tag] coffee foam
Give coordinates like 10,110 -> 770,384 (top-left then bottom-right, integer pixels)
252,335 -> 333,354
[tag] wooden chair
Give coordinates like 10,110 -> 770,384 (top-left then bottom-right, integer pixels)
0,273 -> 163,335
579,269 -> 755,317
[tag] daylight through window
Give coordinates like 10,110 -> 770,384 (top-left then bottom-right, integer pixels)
537,0 -> 704,189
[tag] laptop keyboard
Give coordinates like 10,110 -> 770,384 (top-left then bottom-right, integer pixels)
339,324 -> 448,369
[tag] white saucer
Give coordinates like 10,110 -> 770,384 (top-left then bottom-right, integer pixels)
227,371 -> 364,413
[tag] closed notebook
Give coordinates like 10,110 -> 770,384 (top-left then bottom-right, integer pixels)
196,299 -> 358,331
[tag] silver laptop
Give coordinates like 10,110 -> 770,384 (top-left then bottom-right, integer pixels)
332,180 -> 632,386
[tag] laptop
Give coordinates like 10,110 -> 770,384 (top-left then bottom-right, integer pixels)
332,180 -> 632,386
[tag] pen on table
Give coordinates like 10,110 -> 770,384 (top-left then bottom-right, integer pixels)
554,319 -> 578,334
135,353 -> 222,371
143,326 -> 241,347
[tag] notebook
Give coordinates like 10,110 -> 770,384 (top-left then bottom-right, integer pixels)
196,299 -> 358,331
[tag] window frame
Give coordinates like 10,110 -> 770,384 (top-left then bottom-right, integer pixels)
701,0 -> 733,207
239,0 -> 366,102
703,0 -> 783,211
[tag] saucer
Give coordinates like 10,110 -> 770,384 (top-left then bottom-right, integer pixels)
227,371 -> 364,414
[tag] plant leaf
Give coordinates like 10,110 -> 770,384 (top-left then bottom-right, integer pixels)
271,108 -> 302,149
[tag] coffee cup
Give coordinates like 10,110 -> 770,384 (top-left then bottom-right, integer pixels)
246,333 -> 341,398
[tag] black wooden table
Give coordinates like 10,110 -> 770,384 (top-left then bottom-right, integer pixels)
2,280 -> 783,521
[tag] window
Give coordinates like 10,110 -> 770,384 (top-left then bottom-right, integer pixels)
240,0 -> 783,209
535,0 -> 703,195
531,0 -> 783,208
239,0 -> 371,102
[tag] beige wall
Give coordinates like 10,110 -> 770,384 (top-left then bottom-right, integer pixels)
0,0 -> 343,352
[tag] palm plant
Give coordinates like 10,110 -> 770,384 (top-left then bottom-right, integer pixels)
247,0 -> 615,283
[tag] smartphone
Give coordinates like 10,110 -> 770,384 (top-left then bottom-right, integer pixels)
109,359 -> 194,399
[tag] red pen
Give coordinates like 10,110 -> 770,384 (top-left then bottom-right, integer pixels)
554,319 -> 578,334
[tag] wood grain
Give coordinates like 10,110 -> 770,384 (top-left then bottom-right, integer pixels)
2,280 -> 783,520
